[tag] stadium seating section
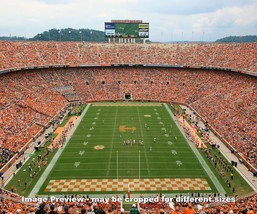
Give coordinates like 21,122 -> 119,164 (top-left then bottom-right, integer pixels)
0,42 -> 257,72
0,67 -> 256,170
1,188 -> 257,213
0,42 -> 256,213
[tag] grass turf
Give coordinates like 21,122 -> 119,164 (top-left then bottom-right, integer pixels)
198,143 -> 253,196
38,103 -> 218,195
5,141 -> 58,197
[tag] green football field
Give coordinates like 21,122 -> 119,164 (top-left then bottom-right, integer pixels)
37,103 -> 220,195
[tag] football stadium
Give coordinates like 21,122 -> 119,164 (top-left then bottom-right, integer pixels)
0,20 -> 257,214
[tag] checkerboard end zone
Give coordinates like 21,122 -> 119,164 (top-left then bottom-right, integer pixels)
45,178 -> 211,192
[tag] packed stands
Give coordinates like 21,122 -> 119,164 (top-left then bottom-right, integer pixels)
0,69 -> 69,155
0,188 -> 121,214
1,187 -> 257,213
0,67 -> 256,172
0,42 -> 257,73
0,41 -> 256,211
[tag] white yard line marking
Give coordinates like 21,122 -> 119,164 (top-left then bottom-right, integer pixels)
164,103 -> 226,195
106,106 -> 118,177
28,104 -> 92,197
137,107 -> 151,177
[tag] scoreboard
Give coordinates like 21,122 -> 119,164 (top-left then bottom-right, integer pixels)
105,22 -> 149,38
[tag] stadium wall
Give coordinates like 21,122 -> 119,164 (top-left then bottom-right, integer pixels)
0,64 -> 257,77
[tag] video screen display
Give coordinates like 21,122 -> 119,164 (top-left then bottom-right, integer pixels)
105,23 -> 149,38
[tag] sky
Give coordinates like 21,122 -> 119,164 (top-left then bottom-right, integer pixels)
0,0 -> 257,42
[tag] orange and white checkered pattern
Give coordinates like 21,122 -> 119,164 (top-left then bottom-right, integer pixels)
45,178 -> 211,192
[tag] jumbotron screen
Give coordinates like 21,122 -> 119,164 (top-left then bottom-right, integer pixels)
105,22 -> 149,38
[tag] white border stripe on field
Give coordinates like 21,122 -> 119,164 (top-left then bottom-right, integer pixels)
137,106 -> 151,177
164,103 -> 226,195
106,106 -> 118,176
29,104 -> 91,197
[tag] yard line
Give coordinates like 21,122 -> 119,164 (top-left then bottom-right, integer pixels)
137,106 -> 151,177
54,168 -> 203,171
164,103 -> 226,195
61,147 -> 191,151
106,106 -> 118,177
50,174 -> 206,179
57,160 -> 198,164
29,104 -> 92,197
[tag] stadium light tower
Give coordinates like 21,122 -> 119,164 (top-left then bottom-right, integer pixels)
59,30 -> 61,41
79,31 -> 82,42
69,31 -> 72,41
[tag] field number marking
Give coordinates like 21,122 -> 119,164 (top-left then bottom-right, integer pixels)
74,162 -> 80,167
171,150 -> 177,155
168,141 -> 173,145
176,161 -> 182,166
79,151 -> 85,156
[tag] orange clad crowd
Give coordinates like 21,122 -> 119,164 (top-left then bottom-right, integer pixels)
1,187 -> 257,213
0,188 -> 121,214
0,41 -> 256,213
0,67 -> 256,170
0,69 -> 69,168
0,42 -> 257,72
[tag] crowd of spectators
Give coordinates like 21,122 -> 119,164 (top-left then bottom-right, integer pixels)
0,67 -> 256,170
0,42 -> 256,213
0,188 -> 121,214
0,42 -> 257,73
1,187 -> 257,213
0,149 -> 15,169
39,66 -> 255,169
0,69 -> 69,155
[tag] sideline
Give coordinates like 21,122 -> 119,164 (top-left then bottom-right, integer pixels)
164,103 -> 226,195
182,105 -> 257,192
29,104 -> 91,197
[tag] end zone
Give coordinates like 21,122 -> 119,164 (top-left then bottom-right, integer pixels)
44,178 -> 211,193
